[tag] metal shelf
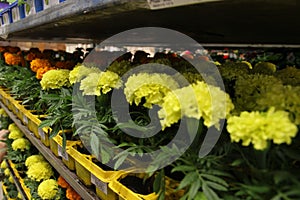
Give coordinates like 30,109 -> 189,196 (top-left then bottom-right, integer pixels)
0,101 -> 100,200
1,0 -> 300,45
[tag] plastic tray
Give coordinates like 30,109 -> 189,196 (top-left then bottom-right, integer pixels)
68,146 -> 123,200
8,160 -> 31,199
49,131 -> 80,170
109,173 -> 158,200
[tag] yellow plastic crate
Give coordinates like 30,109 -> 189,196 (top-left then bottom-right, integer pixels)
0,88 -> 12,109
68,146 -> 123,200
1,184 -> 12,199
49,131 -> 80,171
109,173 -> 158,200
8,160 -> 31,199
20,108 -> 50,146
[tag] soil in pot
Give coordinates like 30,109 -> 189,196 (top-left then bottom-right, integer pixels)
120,175 -> 154,195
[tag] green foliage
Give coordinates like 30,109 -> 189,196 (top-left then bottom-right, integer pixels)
38,88 -> 74,149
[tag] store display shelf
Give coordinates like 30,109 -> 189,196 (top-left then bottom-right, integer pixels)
0,101 -> 100,200
0,87 -> 50,147
0,0 -> 300,44
5,160 -> 31,200
5,160 -> 30,200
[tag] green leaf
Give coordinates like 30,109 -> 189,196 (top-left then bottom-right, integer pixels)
202,184 -> 220,200
243,185 -> 270,193
201,174 -> 228,188
100,147 -> 110,164
178,171 -> 199,190
114,153 -> 128,170
153,170 -> 165,193
90,133 -> 100,158
171,165 -> 196,173
188,179 -> 201,200
194,192 -> 207,200
230,159 -> 244,166
205,181 -> 228,191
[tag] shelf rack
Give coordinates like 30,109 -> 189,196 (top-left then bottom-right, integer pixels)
5,160 -> 28,200
1,0 -> 300,45
0,101 -> 100,200
1,1 -> 300,199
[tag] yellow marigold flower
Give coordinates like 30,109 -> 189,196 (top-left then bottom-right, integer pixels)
80,72 -> 102,95
27,162 -> 54,181
227,108 -> 298,150
158,86 -> 198,129
11,138 -> 31,151
0,108 -> 8,117
8,129 -> 24,140
125,73 -> 179,108
4,168 -> 10,176
9,175 -> 14,183
97,71 -> 123,94
37,179 -> 58,200
80,70 -> 122,96
17,192 -> 22,199
25,155 -> 45,168
158,81 -> 234,130
69,64 -> 101,84
8,123 -> 19,132
40,69 -> 71,90
36,67 -> 55,80
0,161 -> 7,169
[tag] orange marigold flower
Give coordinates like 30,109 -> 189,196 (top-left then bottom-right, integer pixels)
3,52 -> 25,66
36,67 -> 55,79
66,186 -> 81,200
30,58 -> 52,72
57,175 -> 69,189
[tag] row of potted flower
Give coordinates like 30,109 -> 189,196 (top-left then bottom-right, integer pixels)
0,115 -> 81,200
1,44 -> 300,199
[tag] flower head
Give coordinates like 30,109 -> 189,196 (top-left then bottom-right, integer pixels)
3,52 -> 25,66
0,108 -> 8,117
79,72 -> 102,95
8,129 -> 24,140
30,58 -> 52,72
158,81 -> 234,130
69,64 -> 101,84
8,123 -> 19,132
97,70 -> 123,94
57,175 -> 69,189
125,73 -> 179,108
40,69 -> 71,90
9,175 -> 14,183
11,138 -> 31,151
227,108 -> 298,150
4,168 -> 10,176
79,70 -> 122,96
25,155 -> 45,168
257,85 -> 300,125
0,161 -> 7,169
38,179 -> 58,200
27,162 -> 54,181
66,186 -> 81,200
